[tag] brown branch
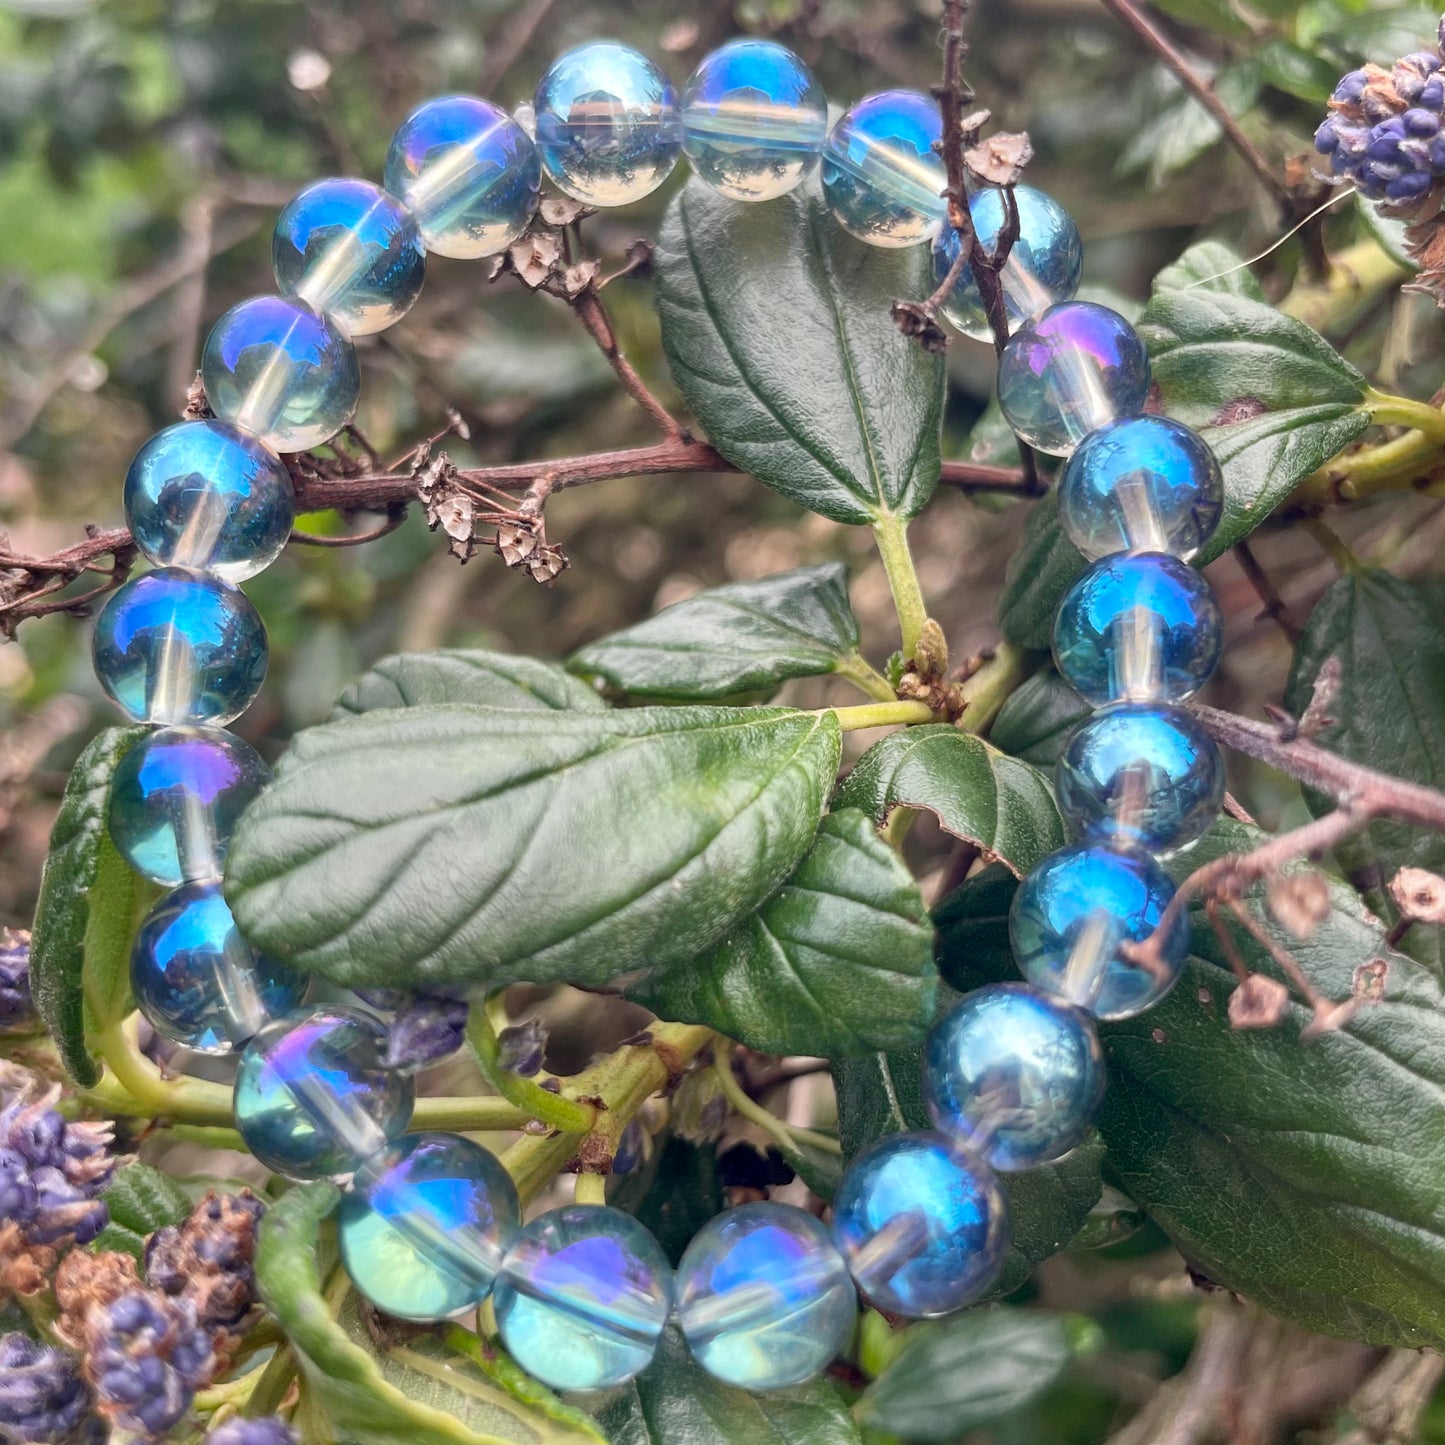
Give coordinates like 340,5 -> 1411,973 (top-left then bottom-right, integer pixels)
1232,538 -> 1300,641
570,288 -> 683,439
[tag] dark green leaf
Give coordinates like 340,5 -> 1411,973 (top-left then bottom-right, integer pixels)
989,671 -> 1092,768
996,490 -> 1085,653
1257,37 -> 1340,102
333,649 -> 604,716
1151,239 -> 1265,300
776,1133 -> 845,1202
611,1135 -> 724,1268
1323,6 -> 1441,64
1119,63 -> 1262,185
105,1161 -> 193,1236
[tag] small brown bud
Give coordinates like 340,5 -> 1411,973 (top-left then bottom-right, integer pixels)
1228,973 -> 1290,1030
912,619 -> 949,682
964,131 -> 1033,188
1267,870 -> 1331,938
1388,867 -> 1445,924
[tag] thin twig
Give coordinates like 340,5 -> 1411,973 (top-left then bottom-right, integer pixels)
570,287 -> 684,439
1232,538 -> 1300,641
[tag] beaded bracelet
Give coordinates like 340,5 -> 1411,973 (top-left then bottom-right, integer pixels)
96,34 -> 1224,1395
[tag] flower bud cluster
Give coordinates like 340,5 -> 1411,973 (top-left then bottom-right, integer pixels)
0,928 -> 32,1029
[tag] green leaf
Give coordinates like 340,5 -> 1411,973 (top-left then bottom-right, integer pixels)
333,649 -> 605,716
1257,37 -> 1340,103
93,1161 -> 195,1263
611,1135 -> 724,1268
989,671 -> 1092,768
1323,6 -> 1441,64
226,704 -> 840,991
1119,62 -> 1262,186
1150,239 -> 1265,300
628,810 -> 936,1057
654,176 -> 944,526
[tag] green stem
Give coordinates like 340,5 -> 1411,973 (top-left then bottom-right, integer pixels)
409,1095 -> 533,1131
957,642 -> 1031,735
1279,238 -> 1410,333
88,1022 -> 236,1125
833,651 -> 898,703
1364,387 -> 1445,445
871,513 -> 929,660
465,1006 -> 597,1134
573,1172 -> 608,1205
713,1042 -> 841,1157
829,700 -> 937,732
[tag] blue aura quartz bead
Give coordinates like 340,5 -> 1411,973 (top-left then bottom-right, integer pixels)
831,1130 -> 1008,1317
1010,841 -> 1189,1020
124,420 -> 294,583
234,1007 -> 413,1180
1057,703 -> 1225,854
92,569 -> 267,727
339,1132 -> 520,1320
996,301 -> 1151,456
680,39 -> 828,202
676,1201 -> 856,1389
822,90 -> 946,246
384,95 -> 540,259
108,726 -> 270,887
130,881 -> 304,1054
534,42 -> 682,206
200,295 -> 360,453
1059,415 -> 1224,561
922,983 -> 1106,1170
493,1204 -> 673,1388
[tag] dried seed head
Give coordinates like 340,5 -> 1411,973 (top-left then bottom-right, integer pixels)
1388,866 -> 1445,923
1267,870 -> 1332,938
1228,973 -> 1290,1030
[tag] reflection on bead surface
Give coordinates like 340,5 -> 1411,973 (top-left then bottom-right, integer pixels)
822,91 -> 945,246
1054,552 -> 1223,706
996,302 -> 1151,456
340,1132 -> 519,1320
384,96 -> 541,259
234,1007 -> 413,1180
1059,415 -> 1223,561
494,1205 -> 672,1388
1011,842 -> 1189,1020
676,1202 -> 855,1389
831,1131 -> 1008,1317
923,983 -> 1106,1171
92,569 -> 267,726
681,40 -> 827,202
932,186 -> 1083,340
200,295 -> 360,453
534,43 -> 682,206
124,420 -> 294,584
1057,703 -> 1224,854
131,882 -> 303,1054
108,727 -> 270,887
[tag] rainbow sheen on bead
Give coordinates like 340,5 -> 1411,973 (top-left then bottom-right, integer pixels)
923,983 -> 1106,1171
234,1007 -> 413,1180
534,42 -> 682,206
680,40 -> 827,202
384,96 -> 541,259
676,1202 -> 855,1389
931,186 -> 1083,340
108,727 -> 270,887
1010,841 -> 1189,1020
1054,552 -> 1223,706
339,1132 -> 519,1320
92,569 -> 267,727
124,420 -> 294,583
493,1205 -> 673,1388
130,881 -> 304,1055
996,302 -> 1151,457
831,1131 -> 1008,1317
822,90 -> 946,246
200,295 -> 360,453
1059,415 -> 1224,561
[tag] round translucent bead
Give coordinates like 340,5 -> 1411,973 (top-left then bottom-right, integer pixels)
1010,841 -> 1189,1020
922,983 -> 1106,1171
339,1132 -> 519,1321
822,90 -> 946,247
680,40 -> 828,202
200,295 -> 360,453
1054,552 -> 1223,706
384,96 -> 541,259
1059,415 -> 1224,561
534,42 -> 682,207
996,301 -> 1151,457
130,881 -> 304,1055
92,569 -> 267,727
676,1201 -> 855,1389
1057,703 -> 1225,855
124,420 -> 294,583
273,177 -> 425,336
108,727 -> 270,887
493,1204 -> 673,1389
931,186 -> 1083,341
234,1007 -> 413,1180
831,1131 -> 1008,1317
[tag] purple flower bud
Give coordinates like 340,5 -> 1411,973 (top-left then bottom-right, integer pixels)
1332,68 -> 1369,103
612,1119 -> 646,1176
0,1147 -> 38,1227
1430,132 -> 1445,172
496,1018 -> 548,1077
0,930 -> 31,1029
1387,169 -> 1433,200
1421,76 -> 1445,110
0,1333 -> 96,1444
1315,116 -> 1340,153
31,1167 -> 109,1246
88,1290 -> 214,1438
206,1416 -> 299,1445
382,993 -> 469,1071
1405,107 -> 1440,135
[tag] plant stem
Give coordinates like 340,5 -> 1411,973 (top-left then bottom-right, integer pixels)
465,1006 -> 597,1134
829,700 -> 937,732
409,1095 -> 534,1131
957,642 -> 1031,734
1279,240 -> 1410,333
88,1022 -> 236,1125
871,514 -> 929,660
713,1042 -> 841,1157
833,651 -> 899,703
573,1172 -> 608,1205
1364,387 -> 1445,444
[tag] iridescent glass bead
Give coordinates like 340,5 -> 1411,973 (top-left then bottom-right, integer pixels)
676,1202 -> 855,1389
534,42 -> 682,206
92,569 -> 267,727
123,420 -> 294,583
822,90 -> 945,246
680,40 -> 827,202
996,301 -> 1151,456
108,727 -> 270,887
200,295 -> 360,453
234,1007 -> 413,1180
339,1132 -> 519,1320
494,1205 -> 673,1388
384,96 -> 541,259
1010,841 -> 1189,1020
